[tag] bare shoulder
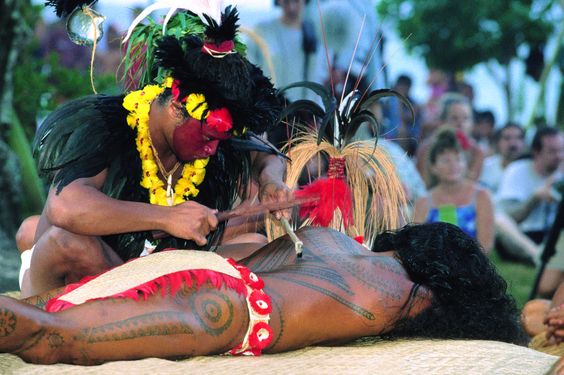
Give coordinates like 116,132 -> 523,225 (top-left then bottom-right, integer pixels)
413,195 -> 430,223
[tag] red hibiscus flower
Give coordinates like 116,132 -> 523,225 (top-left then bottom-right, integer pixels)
171,80 -> 184,102
237,266 -> 264,290
248,322 -> 273,350
248,290 -> 272,315
207,108 -> 233,133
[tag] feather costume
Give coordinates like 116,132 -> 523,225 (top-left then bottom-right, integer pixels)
34,6 -> 283,260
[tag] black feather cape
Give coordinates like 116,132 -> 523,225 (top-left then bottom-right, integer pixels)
33,95 -> 260,260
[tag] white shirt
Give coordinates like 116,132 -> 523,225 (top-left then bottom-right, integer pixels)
497,159 -> 562,232
479,154 -> 504,194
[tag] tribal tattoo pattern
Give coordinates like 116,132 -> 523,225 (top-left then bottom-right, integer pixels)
74,312 -> 194,343
0,309 -> 16,337
189,289 -> 235,337
247,228 -> 408,322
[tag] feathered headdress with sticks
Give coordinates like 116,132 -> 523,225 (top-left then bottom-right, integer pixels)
122,4 -> 281,140
266,81 -> 413,248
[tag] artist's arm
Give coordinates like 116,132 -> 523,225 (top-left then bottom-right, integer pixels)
476,187 -> 494,253
45,169 -> 217,245
251,150 -> 292,219
466,143 -> 485,181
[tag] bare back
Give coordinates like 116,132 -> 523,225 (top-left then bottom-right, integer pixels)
239,227 -> 432,353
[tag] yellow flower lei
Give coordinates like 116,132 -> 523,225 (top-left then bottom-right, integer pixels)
122,78 -> 209,206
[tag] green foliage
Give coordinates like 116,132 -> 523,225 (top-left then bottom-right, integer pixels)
0,139 -> 22,236
377,0 -> 556,72
13,50 -> 118,140
123,11 -> 247,89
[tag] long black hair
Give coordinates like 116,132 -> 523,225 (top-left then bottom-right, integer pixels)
373,222 -> 528,345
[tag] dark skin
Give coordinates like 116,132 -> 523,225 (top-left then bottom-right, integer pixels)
1,227 -> 430,365
20,96 -> 290,298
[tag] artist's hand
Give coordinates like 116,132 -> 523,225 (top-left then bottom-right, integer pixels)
544,304 -> 564,345
165,201 -> 218,245
259,180 -> 293,220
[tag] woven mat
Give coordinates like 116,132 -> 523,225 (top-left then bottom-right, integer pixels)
0,338 -> 557,375
57,250 -> 239,305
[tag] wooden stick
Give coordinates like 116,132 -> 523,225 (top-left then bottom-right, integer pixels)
152,196 -> 318,240
280,217 -> 303,257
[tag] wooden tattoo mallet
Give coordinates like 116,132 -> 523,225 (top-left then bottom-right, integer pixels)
152,196 -> 316,256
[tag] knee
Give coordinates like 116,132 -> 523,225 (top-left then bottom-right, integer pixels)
16,215 -> 40,252
40,227 -> 97,271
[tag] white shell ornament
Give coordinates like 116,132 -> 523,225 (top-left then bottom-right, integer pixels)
66,6 -> 105,46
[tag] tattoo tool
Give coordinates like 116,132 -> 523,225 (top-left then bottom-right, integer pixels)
279,217 -> 303,257
152,196 -> 318,240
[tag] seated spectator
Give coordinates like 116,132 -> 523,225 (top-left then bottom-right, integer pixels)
479,123 -> 526,193
382,74 -> 423,157
497,127 -> 564,297
472,110 -> 496,156
420,69 -> 450,139
497,127 -> 564,244
478,123 -> 540,264
413,128 -> 494,252
416,93 -> 485,187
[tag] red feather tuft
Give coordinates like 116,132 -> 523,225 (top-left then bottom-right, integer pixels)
354,236 -> 364,244
294,178 -> 353,228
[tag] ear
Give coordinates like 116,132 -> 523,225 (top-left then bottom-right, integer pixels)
169,99 -> 185,118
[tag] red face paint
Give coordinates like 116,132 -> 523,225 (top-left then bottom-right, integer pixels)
172,116 -> 231,161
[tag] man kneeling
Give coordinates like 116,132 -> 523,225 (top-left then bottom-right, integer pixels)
2,224 -> 526,364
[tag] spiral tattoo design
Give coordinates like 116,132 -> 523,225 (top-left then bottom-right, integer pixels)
190,290 -> 234,336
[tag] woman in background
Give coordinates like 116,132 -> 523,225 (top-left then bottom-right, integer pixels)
413,128 -> 494,253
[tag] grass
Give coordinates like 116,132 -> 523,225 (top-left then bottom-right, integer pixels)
489,250 -> 538,310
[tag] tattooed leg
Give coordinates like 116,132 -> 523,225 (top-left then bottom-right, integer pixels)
0,283 -> 249,365
21,286 -> 66,310
0,296 -> 52,361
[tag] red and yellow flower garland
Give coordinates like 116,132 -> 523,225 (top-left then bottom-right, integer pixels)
122,79 -> 209,206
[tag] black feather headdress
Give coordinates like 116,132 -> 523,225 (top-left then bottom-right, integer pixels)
153,6 -> 281,137
45,0 -> 97,18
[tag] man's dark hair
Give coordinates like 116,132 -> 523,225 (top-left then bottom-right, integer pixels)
494,122 -> 524,144
475,110 -> 495,127
395,74 -> 412,88
372,222 -> 528,345
531,126 -> 560,153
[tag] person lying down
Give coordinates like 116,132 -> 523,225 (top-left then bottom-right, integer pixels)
2,223 -> 527,365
